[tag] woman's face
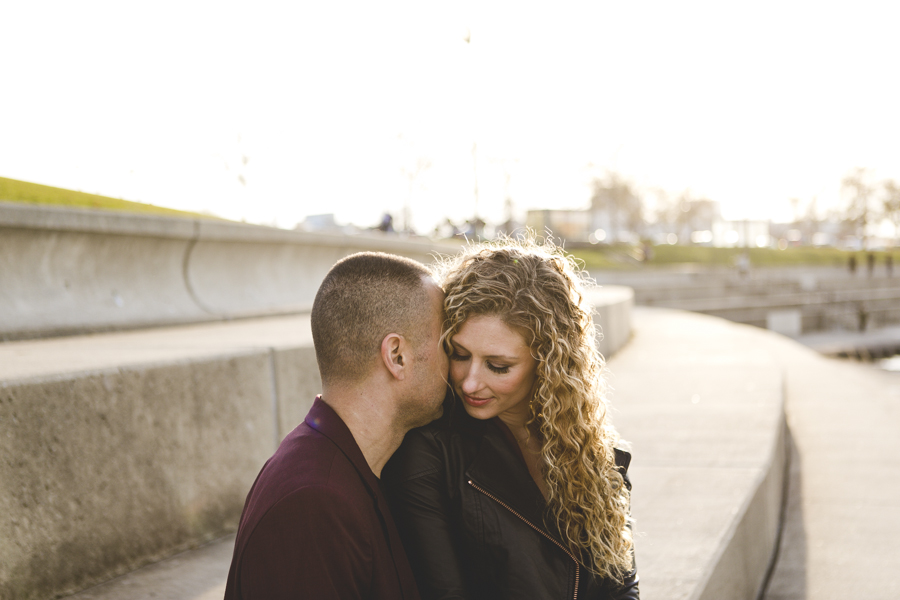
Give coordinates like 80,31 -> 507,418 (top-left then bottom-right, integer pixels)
449,314 -> 538,424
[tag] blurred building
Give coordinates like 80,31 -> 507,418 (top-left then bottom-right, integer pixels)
711,219 -> 771,247
296,213 -> 339,232
526,209 -> 593,242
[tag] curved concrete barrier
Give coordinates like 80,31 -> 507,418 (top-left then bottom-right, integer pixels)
1,203 -> 637,341
587,284 -> 633,359
0,203 -> 640,599
611,307 -> 787,600
0,202 -> 459,340
1,225 -> 207,338
592,265 -> 900,334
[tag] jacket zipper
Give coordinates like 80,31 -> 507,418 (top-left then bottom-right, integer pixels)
467,479 -> 580,600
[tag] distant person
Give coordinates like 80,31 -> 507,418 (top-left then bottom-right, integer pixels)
849,254 -> 857,275
461,217 -> 487,239
867,252 -> 875,277
224,252 -> 449,599
736,251 -> 750,277
434,217 -> 460,239
377,212 -> 395,233
385,238 -> 639,599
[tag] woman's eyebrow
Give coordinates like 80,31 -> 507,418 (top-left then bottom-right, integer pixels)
451,341 -> 519,361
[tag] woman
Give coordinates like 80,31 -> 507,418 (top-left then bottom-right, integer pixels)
384,238 -> 639,600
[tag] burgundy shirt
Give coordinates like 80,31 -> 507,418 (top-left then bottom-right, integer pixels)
224,397 -> 421,600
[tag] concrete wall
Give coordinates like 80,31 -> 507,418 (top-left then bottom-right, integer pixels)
593,265 -> 900,334
695,418 -> 787,600
0,204 -> 638,599
0,202 -> 460,340
0,341 -> 322,600
1,288 -> 634,600
612,308 -> 788,600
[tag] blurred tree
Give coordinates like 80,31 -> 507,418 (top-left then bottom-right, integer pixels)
590,171 -> 643,241
651,189 -> 678,232
801,197 -> 821,243
841,167 -> 877,244
883,179 -> 900,241
674,192 -> 718,243
790,197 -> 802,223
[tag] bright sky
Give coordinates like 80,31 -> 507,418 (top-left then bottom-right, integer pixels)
3,1 -> 899,232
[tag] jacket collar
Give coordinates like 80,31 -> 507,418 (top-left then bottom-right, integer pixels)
464,419 -> 565,547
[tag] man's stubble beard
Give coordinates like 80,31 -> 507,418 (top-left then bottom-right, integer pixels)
397,385 -> 445,430
397,365 -> 445,431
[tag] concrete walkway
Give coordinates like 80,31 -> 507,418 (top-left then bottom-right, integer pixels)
759,334 -> 900,599
65,536 -> 233,600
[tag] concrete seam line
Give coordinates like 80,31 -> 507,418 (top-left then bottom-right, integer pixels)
268,347 -> 282,451
182,220 -> 218,316
755,417 -> 794,600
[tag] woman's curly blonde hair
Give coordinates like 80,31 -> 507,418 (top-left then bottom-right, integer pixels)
438,235 -> 634,581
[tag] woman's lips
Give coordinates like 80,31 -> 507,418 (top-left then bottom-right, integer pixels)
463,394 -> 492,407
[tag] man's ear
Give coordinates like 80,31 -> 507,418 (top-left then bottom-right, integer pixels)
380,333 -> 407,381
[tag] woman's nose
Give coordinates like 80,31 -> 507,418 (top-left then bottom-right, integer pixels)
460,366 -> 481,394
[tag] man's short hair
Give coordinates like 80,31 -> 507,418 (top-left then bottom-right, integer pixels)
311,252 -> 434,385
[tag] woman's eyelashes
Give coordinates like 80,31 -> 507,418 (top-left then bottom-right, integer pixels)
449,352 -> 470,362
449,352 -> 511,375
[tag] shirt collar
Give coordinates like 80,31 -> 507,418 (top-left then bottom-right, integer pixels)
305,395 -> 380,493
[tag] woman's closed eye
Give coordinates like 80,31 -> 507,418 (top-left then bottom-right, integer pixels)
450,352 -> 511,375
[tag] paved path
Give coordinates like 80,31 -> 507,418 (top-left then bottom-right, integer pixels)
760,336 -> 900,599
65,536 -> 234,600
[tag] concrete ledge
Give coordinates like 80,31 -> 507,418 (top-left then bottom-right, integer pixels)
610,307 -> 787,600
0,281 -> 635,599
0,202 -> 461,340
593,265 -> 900,334
39,308 -> 789,600
0,316 -> 320,600
1,355 -> 274,599
1,203 -> 641,342
3,308 -> 785,600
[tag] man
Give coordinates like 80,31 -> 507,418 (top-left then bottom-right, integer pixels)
224,252 -> 448,599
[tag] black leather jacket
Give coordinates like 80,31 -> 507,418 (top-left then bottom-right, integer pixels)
383,410 -> 639,600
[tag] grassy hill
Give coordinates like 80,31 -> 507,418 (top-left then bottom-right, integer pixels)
571,243 -> 898,270
0,176 -> 221,220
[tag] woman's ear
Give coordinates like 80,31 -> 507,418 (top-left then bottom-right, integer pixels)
380,333 -> 407,380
